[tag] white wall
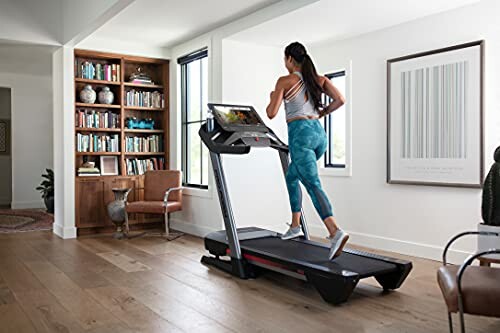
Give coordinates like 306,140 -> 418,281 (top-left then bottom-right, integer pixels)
168,0 -> 319,236
0,44 -> 54,209
52,46 -> 77,239
305,0 -> 500,261
221,39 -> 290,231
0,88 -> 12,206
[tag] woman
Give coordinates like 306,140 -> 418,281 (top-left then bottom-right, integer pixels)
266,42 -> 348,260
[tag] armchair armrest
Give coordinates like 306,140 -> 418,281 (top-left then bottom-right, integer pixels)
163,187 -> 183,204
442,231 -> 499,265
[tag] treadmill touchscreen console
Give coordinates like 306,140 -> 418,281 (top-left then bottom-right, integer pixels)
210,104 -> 264,129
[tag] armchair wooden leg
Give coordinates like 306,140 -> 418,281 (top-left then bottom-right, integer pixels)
124,211 -> 130,236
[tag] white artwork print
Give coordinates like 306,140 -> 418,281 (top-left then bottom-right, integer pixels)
388,43 -> 483,187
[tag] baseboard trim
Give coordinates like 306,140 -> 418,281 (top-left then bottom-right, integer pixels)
308,225 -> 470,263
170,218 -> 219,238
169,219 -> 470,263
11,200 -> 44,209
53,223 -> 77,239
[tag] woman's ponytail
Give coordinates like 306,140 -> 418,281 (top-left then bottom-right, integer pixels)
284,42 -> 324,110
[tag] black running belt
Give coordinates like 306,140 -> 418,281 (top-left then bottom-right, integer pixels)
240,237 -> 397,278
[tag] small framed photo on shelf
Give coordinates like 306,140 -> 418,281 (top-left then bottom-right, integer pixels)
387,40 -> 484,188
100,156 -> 119,176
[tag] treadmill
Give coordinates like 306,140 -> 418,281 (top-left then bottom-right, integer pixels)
199,103 -> 412,304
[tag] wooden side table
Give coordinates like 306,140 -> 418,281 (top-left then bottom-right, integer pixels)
479,256 -> 500,267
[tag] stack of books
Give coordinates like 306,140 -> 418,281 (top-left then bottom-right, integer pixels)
78,167 -> 101,177
76,61 -> 120,82
131,78 -> 153,85
126,157 -> 165,175
76,133 -> 120,152
76,109 -> 120,128
125,135 -> 162,153
125,90 -> 164,108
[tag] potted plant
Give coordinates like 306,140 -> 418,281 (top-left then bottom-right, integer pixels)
36,169 -> 54,213
478,146 -> 500,257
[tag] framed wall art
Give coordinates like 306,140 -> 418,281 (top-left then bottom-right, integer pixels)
387,40 -> 484,188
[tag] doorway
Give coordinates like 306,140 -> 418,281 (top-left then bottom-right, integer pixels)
0,87 -> 12,208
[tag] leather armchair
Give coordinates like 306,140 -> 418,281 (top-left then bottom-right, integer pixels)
125,170 -> 183,240
437,231 -> 500,333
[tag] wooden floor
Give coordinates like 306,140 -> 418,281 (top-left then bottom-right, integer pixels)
1,231 -> 499,333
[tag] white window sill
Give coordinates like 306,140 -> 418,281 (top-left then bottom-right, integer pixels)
319,167 -> 351,177
183,187 -> 213,198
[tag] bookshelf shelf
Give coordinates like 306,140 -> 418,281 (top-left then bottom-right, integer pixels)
76,128 -> 121,133
124,106 -> 164,111
76,102 -> 121,109
74,49 -> 170,234
124,129 -> 164,134
124,152 -> 165,156
75,78 -> 121,85
124,82 -> 163,89
76,152 -> 121,156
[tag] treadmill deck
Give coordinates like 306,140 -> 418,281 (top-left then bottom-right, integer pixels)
206,227 -> 402,278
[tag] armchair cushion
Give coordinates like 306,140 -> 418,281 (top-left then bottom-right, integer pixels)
437,265 -> 500,317
126,201 -> 182,214
144,170 -> 182,202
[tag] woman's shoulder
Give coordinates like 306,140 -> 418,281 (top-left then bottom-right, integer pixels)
276,73 -> 299,88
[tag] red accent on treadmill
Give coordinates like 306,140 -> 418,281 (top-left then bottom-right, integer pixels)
226,249 -> 305,275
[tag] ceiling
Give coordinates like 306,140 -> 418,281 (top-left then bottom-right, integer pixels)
82,0 -> 283,48
0,0 -> 123,46
229,0 -> 480,47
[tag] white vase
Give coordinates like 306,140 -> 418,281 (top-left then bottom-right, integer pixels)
80,85 -> 96,104
98,86 -> 114,104
477,223 -> 500,260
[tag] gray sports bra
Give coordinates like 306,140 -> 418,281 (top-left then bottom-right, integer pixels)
284,71 -> 318,120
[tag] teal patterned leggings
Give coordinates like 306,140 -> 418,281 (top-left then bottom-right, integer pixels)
286,119 -> 333,220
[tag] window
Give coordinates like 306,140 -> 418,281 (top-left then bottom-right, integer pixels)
322,70 -> 347,168
179,49 -> 209,189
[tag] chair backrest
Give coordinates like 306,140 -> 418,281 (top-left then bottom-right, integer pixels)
144,170 -> 182,202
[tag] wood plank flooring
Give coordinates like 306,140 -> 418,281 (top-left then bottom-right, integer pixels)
0,231 -> 499,333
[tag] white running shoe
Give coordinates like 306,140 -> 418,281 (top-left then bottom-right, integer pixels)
327,229 -> 349,260
281,224 -> 304,240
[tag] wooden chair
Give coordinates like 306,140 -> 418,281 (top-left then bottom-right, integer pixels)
437,231 -> 500,333
124,170 -> 183,240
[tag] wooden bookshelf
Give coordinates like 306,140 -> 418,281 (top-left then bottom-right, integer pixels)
76,102 -> 121,109
76,128 -> 121,133
124,82 -> 164,89
124,106 -> 164,111
75,78 -> 121,86
74,49 -> 170,234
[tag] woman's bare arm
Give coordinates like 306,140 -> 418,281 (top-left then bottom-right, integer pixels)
320,76 -> 345,117
266,78 -> 286,119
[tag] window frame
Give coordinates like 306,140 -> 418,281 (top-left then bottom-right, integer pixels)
179,48 -> 209,189
319,61 -> 352,178
323,70 -> 346,169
